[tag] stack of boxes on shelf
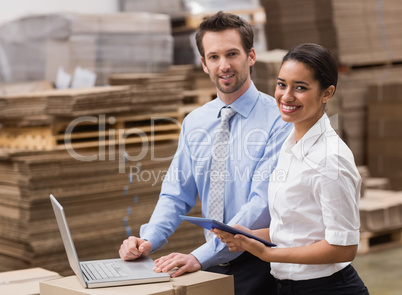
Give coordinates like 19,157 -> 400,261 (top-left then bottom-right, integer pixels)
259,0 -> 402,252
0,66 -> 206,275
120,0 -> 267,65
0,13 -> 173,85
367,83 -> 402,189
261,0 -> 402,66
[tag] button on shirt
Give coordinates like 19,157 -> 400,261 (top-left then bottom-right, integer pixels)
140,83 -> 292,269
268,113 -> 361,280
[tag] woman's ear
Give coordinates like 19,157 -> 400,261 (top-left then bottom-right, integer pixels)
322,85 -> 335,104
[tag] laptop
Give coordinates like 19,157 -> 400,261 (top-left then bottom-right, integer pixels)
49,194 -> 170,288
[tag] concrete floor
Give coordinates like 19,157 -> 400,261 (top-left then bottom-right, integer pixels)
352,246 -> 402,295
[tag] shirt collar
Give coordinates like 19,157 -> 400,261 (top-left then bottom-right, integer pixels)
288,113 -> 332,161
214,82 -> 259,119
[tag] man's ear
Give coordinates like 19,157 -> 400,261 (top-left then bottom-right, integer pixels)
248,48 -> 256,67
201,57 -> 209,74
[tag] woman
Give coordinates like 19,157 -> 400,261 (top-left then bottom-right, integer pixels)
213,43 -> 369,294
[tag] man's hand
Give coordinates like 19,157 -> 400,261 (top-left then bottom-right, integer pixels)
119,236 -> 152,260
153,253 -> 201,278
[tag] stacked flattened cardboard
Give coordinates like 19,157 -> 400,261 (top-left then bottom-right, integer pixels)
261,0 -> 402,66
0,81 -> 55,127
367,83 -> 402,190
110,65 -> 217,120
46,86 -> 132,116
0,143 -> 204,276
0,12 -> 173,85
336,65 -> 402,165
359,189 -> 402,253
252,49 -> 287,97
0,66 -> 195,150
109,65 -> 194,114
0,71 -> 206,275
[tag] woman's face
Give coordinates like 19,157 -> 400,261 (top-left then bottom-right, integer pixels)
274,60 -> 333,137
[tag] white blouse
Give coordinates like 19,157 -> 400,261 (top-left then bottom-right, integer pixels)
268,113 -> 361,281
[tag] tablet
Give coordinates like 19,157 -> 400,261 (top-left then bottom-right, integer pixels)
179,215 -> 276,247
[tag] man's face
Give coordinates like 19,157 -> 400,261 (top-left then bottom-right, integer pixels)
201,29 -> 255,101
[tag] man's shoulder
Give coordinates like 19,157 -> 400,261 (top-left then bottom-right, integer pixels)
187,99 -> 216,116
256,91 -> 278,109
250,91 -> 283,122
182,99 -> 217,127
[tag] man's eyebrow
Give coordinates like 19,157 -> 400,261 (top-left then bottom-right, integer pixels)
207,48 -> 241,55
226,48 -> 241,52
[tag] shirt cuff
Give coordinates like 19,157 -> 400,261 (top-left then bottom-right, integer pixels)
190,238 -> 242,270
140,228 -> 168,253
325,229 -> 359,246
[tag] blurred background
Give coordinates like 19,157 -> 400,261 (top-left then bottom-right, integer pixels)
0,1 -> 401,294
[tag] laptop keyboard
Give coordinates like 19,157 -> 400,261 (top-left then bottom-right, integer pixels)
82,262 -> 128,281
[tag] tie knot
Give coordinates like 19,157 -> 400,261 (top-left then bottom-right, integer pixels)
220,107 -> 236,123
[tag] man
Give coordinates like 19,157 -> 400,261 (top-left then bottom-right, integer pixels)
119,11 -> 292,294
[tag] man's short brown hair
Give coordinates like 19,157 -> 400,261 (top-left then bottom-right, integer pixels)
195,11 -> 254,58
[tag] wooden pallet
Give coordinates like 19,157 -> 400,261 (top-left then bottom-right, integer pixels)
0,112 -> 181,151
358,228 -> 402,254
183,88 -> 216,105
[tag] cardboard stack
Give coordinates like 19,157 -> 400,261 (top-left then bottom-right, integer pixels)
0,143 -> 203,276
261,0 -> 402,66
367,83 -> 402,189
109,65 -> 193,114
0,13 -> 173,85
260,0 -> 402,166
0,70 -> 206,275
359,189 -> 402,253
0,81 -> 54,96
336,65 -> 402,165
252,49 -> 287,97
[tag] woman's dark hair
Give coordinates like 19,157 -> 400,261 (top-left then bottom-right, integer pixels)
282,43 -> 338,95
195,11 -> 254,58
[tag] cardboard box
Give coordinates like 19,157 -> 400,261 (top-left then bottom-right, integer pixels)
40,270 -> 234,295
170,271 -> 234,295
0,267 -> 60,295
40,276 -> 174,295
359,189 -> 402,232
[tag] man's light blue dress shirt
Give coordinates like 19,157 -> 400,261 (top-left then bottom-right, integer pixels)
140,83 -> 292,269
